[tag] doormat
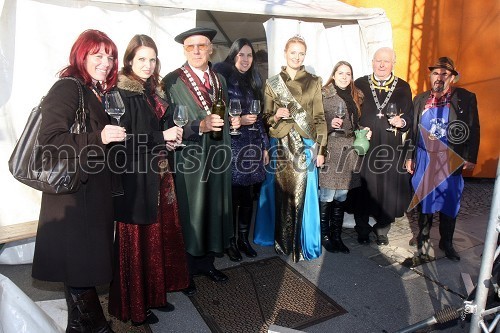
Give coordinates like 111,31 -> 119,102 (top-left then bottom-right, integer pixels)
99,295 -> 152,333
189,256 -> 347,333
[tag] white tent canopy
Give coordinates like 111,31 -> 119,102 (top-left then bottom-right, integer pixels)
0,0 -> 392,230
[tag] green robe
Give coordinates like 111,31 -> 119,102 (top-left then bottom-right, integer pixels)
162,68 -> 233,256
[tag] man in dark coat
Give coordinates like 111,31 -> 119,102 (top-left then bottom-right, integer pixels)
406,57 -> 480,261
161,27 -> 240,296
353,47 -> 413,246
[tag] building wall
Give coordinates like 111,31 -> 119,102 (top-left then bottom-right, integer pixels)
344,0 -> 500,178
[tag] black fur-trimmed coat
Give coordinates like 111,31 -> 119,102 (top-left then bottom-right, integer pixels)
113,74 -> 170,225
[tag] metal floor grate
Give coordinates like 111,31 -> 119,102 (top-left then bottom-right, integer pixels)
190,256 -> 347,333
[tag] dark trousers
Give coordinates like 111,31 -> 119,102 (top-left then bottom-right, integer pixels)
186,253 -> 216,277
350,186 -> 393,236
232,184 -> 255,210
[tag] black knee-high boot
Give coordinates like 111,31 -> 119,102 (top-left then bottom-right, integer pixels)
439,212 -> 460,261
330,200 -> 349,253
417,212 -> 434,250
237,206 -> 257,257
226,206 -> 242,262
320,201 -> 334,252
65,286 -> 114,333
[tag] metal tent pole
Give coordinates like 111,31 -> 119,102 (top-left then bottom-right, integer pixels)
469,160 -> 500,333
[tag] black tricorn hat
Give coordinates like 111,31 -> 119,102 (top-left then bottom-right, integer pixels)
428,57 -> 459,76
174,27 -> 217,44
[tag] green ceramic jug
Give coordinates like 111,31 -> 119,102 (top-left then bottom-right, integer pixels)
353,129 -> 370,155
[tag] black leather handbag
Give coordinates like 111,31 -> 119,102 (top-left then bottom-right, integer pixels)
8,77 -> 87,194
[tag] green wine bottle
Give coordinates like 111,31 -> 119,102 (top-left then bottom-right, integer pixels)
209,84 -> 225,141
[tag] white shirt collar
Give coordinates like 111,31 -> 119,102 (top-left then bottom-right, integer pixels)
189,65 -> 210,82
374,73 -> 393,82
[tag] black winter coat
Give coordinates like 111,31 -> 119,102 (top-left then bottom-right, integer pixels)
113,75 -> 169,225
32,78 -> 116,287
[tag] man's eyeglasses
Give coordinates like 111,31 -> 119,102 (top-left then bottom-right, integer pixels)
184,43 -> 211,52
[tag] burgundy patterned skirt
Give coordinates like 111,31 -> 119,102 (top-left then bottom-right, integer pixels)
108,172 -> 189,323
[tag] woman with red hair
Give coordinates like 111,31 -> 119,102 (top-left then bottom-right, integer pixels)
31,29 -> 125,333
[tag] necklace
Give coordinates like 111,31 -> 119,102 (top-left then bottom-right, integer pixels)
180,66 -> 219,115
368,74 -> 398,118
370,74 -> 395,92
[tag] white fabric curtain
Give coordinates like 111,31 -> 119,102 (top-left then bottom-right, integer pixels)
264,18 -> 383,83
0,0 -> 195,228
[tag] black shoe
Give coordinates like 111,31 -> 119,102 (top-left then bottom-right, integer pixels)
182,279 -> 197,296
226,244 -> 242,262
203,269 -> 228,283
237,238 -> 257,258
154,302 -> 175,312
439,240 -> 461,261
132,309 -> 159,326
376,235 -> 389,246
357,235 -> 370,245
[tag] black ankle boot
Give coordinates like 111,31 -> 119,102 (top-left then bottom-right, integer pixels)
237,206 -> 257,257
65,286 -> 114,333
226,237 -> 242,262
330,200 -> 349,253
320,201 -> 334,252
439,212 -> 460,261
237,235 -> 257,257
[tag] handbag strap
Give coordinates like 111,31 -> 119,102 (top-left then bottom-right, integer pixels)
60,77 -> 86,134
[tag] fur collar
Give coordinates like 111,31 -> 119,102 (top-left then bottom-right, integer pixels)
117,74 -> 165,99
322,83 -> 338,98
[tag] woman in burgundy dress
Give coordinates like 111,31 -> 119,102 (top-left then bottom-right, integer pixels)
108,34 -> 189,325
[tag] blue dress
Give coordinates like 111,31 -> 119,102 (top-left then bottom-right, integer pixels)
411,105 -> 464,218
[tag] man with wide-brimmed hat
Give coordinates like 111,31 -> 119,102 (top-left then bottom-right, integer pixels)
161,27 -> 240,296
406,56 -> 480,261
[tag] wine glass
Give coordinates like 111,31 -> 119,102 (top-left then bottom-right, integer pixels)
385,103 -> 398,132
173,105 -> 188,147
277,96 -> 291,120
104,91 -> 125,125
228,99 -> 242,135
334,104 -> 346,133
249,99 -> 260,131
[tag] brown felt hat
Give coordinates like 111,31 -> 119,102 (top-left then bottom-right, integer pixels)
428,57 -> 459,76
174,27 -> 217,44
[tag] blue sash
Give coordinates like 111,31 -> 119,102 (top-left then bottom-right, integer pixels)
301,138 -> 321,260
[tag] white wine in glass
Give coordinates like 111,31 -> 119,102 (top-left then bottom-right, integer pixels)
173,105 -> 188,147
249,99 -> 260,131
104,91 -> 125,125
228,99 -> 242,136
385,103 -> 398,132
334,104 -> 346,133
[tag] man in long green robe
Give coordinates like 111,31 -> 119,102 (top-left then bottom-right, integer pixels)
161,27 -> 240,296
